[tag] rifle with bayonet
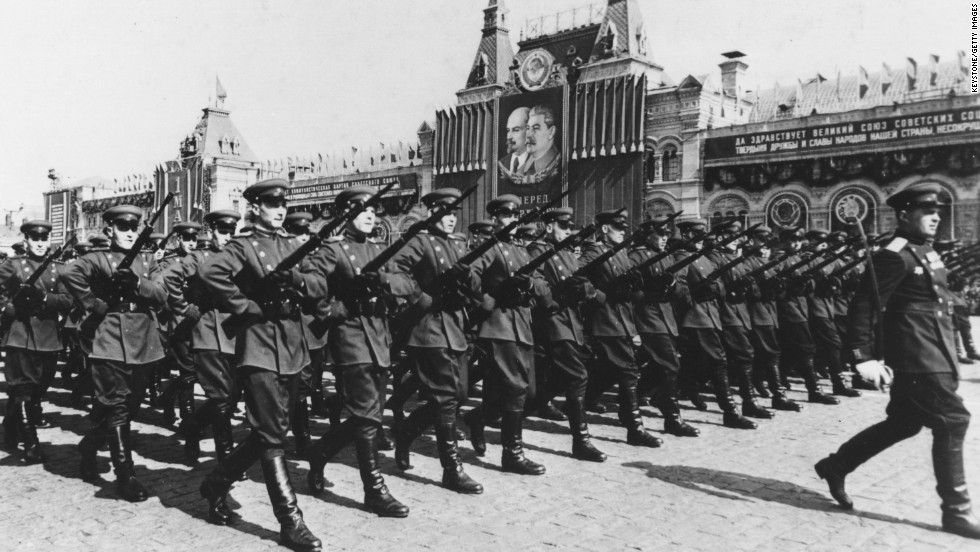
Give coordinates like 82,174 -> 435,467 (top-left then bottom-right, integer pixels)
221,181 -> 400,338
0,232 -> 78,339
661,223 -> 762,303
79,192 -> 179,339
573,210 -> 682,280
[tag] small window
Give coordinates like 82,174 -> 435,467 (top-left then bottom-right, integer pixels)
662,145 -> 680,182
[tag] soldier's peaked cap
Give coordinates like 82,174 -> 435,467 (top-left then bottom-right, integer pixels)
676,218 -> 707,232
89,236 -> 110,247
933,238 -> 960,251
779,226 -> 805,240
487,195 -> 521,215
335,186 -> 375,209
284,212 -> 313,228
541,207 -> 574,223
243,179 -> 289,203
20,220 -> 52,234
174,221 -> 203,234
750,225 -> 773,236
468,219 -> 494,233
595,209 -> 628,226
515,224 -> 542,240
885,184 -> 948,211
711,219 -> 742,234
204,210 -> 242,227
421,188 -> 461,208
639,215 -> 673,234
102,205 -> 143,223
148,232 -> 166,240
805,229 -> 828,242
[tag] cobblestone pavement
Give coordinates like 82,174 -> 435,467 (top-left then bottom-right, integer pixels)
2,338 -> 980,552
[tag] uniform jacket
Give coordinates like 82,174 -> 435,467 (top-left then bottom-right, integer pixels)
708,248 -> 753,329
162,247 -> 236,355
806,254 -> 838,320
529,239 -> 603,345
744,256 -> 779,328
675,248 -> 723,330
61,247 -> 167,364
628,245 -> 679,336
579,240 -> 638,338
846,230 -> 958,374
199,226 -> 325,374
309,229 -> 415,367
775,252 -> 810,324
470,239 -> 548,345
390,230 -> 475,352
0,256 -> 73,351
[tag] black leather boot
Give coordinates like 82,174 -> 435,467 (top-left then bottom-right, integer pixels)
935,433 -> 980,539
211,404 -> 246,480
200,433 -> 262,525
655,372 -> 700,437
109,424 -> 149,502
180,401 -> 212,466
830,373 -> 862,398
566,396 -> 607,462
736,365 -> 773,419
435,422 -> 483,494
78,421 -> 108,481
260,449 -> 323,551
462,406 -> 486,456
500,410 -> 546,475
814,454 -> 853,510
765,361 -> 802,411
619,385 -> 663,448
28,397 -> 51,429
377,425 -> 393,451
178,379 -> 196,424
799,359 -> 840,405
325,394 -> 343,429
771,393 -> 802,412
18,398 -> 45,464
291,399 -> 312,458
355,422 -> 409,517
3,397 -> 21,449
395,405 -> 433,471
711,370 -> 757,430
307,417 -> 357,495
962,328 -> 980,362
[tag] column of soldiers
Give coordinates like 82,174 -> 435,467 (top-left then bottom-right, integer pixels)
0,180 -> 978,549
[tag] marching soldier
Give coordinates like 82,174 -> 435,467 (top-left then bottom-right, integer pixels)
161,210 -> 242,467
305,186 -> 417,518
389,188 -> 484,493
580,210 -> 665,448
62,206 -> 168,502
808,230 -> 861,397
0,221 -> 73,463
463,195 -> 551,475
774,227 -> 839,404
197,180 -> 324,551
815,185 -> 980,540
674,219 -> 757,430
467,219 -> 494,250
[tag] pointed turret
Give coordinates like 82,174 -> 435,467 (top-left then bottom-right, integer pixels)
579,0 -> 667,85
459,0 -> 515,103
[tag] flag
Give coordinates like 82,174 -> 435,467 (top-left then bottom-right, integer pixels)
216,76 -> 227,101
881,63 -> 893,95
906,57 -> 917,91
929,54 -> 939,86
858,66 -> 869,99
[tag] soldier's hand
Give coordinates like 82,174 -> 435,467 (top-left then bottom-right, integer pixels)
446,262 -> 472,287
855,360 -> 894,391
351,272 -> 385,298
691,280 -> 720,303
182,304 -> 202,321
112,268 -> 140,299
268,269 -> 301,288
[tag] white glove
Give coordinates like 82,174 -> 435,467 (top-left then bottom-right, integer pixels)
855,360 -> 894,390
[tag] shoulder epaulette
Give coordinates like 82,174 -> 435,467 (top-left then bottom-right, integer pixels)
884,237 -> 908,253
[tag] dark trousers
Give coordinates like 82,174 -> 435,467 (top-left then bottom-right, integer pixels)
336,363 -> 388,424
194,350 -> 240,407
408,347 -> 466,424
679,327 -> 728,385
90,359 -> 150,428
3,348 -> 55,387
721,325 -> 756,401
811,315 -> 846,377
241,368 -> 301,448
539,340 -> 590,400
477,339 -> 533,412
636,332 -> 682,417
832,372 -> 971,508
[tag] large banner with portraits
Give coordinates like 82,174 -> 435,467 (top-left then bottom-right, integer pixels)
496,87 -> 566,211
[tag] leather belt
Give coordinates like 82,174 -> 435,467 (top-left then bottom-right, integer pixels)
109,302 -> 150,314
886,300 -> 954,315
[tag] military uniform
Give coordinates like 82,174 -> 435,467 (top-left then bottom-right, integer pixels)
197,180 -> 324,551
816,186 -> 980,539
0,220 -> 73,463
62,206 -> 168,502
305,187 -> 416,518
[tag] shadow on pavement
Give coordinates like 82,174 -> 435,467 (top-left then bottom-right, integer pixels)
624,461 -> 943,533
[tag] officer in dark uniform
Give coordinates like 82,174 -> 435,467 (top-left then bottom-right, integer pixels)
629,216 -> 701,437
464,195 -> 552,475
281,211 -> 326,457
467,219 -> 494,250
389,188 -> 484,493
815,186 -> 979,539
674,219 -> 757,430
305,186 -> 417,518
580,209 -> 665,447
530,207 -> 611,460
62,206 -> 168,502
937,238 -> 980,363
0,221 -> 73,463
161,210 -> 242,466
197,180 -> 323,551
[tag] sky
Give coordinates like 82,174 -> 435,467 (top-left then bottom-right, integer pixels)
0,0 -> 970,213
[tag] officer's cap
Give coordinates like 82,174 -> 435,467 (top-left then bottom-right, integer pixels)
20,220 -> 52,236
74,241 -> 92,251
515,224 -> 542,241
827,231 -> 848,245
541,207 -> 574,224
487,195 -> 521,216
750,225 -> 773,237
934,238 -> 960,251
90,236 -> 110,247
595,209 -> 628,229
284,212 -> 313,232
639,215 -> 674,236
805,229 -> 828,242
780,226 -> 805,240
676,218 -> 708,233
174,221 -> 203,236
196,237 -> 213,249
243,179 -> 289,204
711,219 -> 742,235
204,210 -> 242,229
102,205 -> 143,224
421,188 -> 462,209
468,220 -> 494,235
335,186 -> 375,211
148,232 -> 166,241
885,184 -> 948,211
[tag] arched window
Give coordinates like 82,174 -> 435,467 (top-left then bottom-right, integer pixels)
645,150 -> 660,182
662,145 -> 679,181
